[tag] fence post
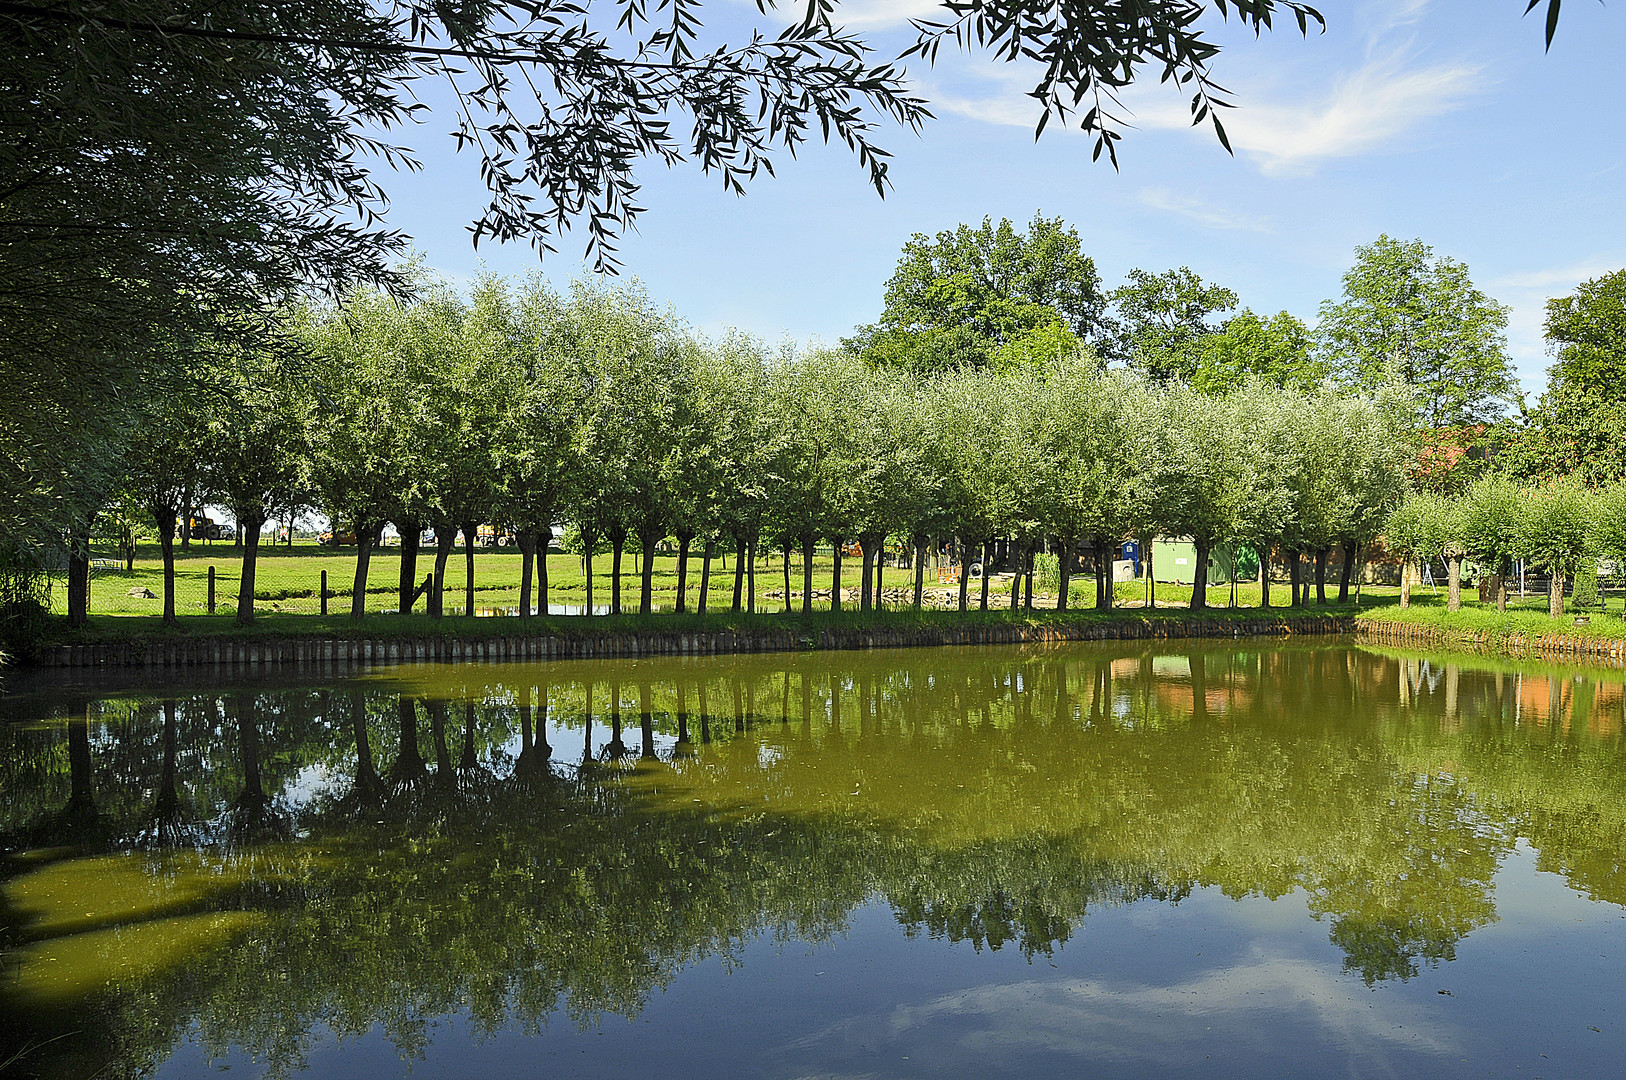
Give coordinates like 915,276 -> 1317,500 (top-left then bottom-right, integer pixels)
320,570 -> 328,616
208,565 -> 215,614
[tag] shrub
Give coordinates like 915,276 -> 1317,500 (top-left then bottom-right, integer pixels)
1573,557 -> 1601,611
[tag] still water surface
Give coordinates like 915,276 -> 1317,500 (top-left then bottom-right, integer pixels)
4,642 -> 1626,1078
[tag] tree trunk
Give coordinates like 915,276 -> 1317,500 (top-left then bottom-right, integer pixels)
537,526 -> 552,613
1399,558 -> 1411,609
1146,539 -> 1156,610
461,522 -> 477,616
1024,547 -> 1035,610
517,530 -> 536,620
1498,559 -> 1510,612
1550,568 -> 1565,617
731,535 -> 745,613
1314,546 -> 1329,605
748,534 -> 757,614
154,505 -> 178,624
1259,543 -> 1271,609
859,536 -> 874,611
979,541 -> 991,611
235,515 -> 265,626
430,528 -> 455,619
639,528 -> 659,614
1338,540 -> 1356,603
913,534 -> 926,610
802,535 -> 815,615
1057,535 -> 1072,611
784,540 -> 794,613
698,540 -> 712,615
66,520 -> 90,627
675,532 -> 692,613
1447,554 -> 1463,612
398,518 -> 421,613
1287,549 -> 1302,608
350,522 -> 375,619
830,541 -> 843,612
610,527 -> 625,615
1190,537 -> 1210,610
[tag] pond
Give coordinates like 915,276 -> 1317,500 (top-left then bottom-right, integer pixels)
3,642 -> 1626,1078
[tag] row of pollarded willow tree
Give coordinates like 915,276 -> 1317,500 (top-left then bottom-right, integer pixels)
1387,478 -> 1626,617
124,273 -> 1418,625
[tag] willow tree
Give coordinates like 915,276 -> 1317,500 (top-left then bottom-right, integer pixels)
299,283 -> 441,619
416,294 -> 504,619
198,349 -> 308,626
494,276 -> 584,620
121,372 -> 209,624
1462,476 -> 1525,612
931,370 -> 1008,611
1158,387 -> 1262,610
1516,480 -> 1596,618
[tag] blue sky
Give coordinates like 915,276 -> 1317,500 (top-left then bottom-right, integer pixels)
375,0 -> 1626,399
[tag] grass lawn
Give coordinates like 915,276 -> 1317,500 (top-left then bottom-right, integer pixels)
71,541 -> 986,620
49,540 -> 1626,650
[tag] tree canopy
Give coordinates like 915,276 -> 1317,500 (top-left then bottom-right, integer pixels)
1316,236 -> 1516,429
847,214 -> 1106,372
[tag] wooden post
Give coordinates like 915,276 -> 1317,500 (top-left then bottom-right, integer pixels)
321,569 -> 328,616
208,565 -> 216,614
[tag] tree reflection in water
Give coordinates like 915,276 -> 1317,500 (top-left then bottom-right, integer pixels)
1,643 -> 1625,1077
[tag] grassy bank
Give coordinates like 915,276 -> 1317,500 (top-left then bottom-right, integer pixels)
1352,595 -> 1626,648
31,598 -> 1375,648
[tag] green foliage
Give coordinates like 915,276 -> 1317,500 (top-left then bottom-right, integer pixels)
1461,475 -> 1524,571
1572,558 -> 1601,611
1192,309 -> 1327,394
850,214 -> 1106,371
1106,267 -> 1238,382
1317,236 -> 1516,429
1514,270 -> 1626,484
1515,478 -> 1596,576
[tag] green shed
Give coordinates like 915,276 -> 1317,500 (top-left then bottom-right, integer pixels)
1151,538 -> 1258,585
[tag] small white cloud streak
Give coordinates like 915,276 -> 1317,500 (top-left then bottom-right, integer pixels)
1136,188 -> 1274,233
828,0 -> 942,30
1128,52 -> 1485,174
1488,259 -> 1626,398
927,44 -> 1483,176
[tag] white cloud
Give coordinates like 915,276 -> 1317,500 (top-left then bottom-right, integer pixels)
1131,51 -> 1485,174
926,43 -> 1484,176
1136,188 -> 1274,233
1364,0 -> 1434,38
830,0 -> 943,30
1490,260 -> 1624,292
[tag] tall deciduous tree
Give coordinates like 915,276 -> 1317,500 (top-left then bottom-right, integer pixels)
1515,270 -> 1626,484
1317,236 -> 1516,429
848,214 -> 1107,372
1192,310 -> 1326,394
1107,268 -> 1237,383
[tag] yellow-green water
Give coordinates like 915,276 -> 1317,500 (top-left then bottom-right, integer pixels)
3,642 -> 1626,1078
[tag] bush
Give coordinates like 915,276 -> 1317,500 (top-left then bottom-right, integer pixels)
1573,558 -> 1601,611
0,545 -> 53,656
